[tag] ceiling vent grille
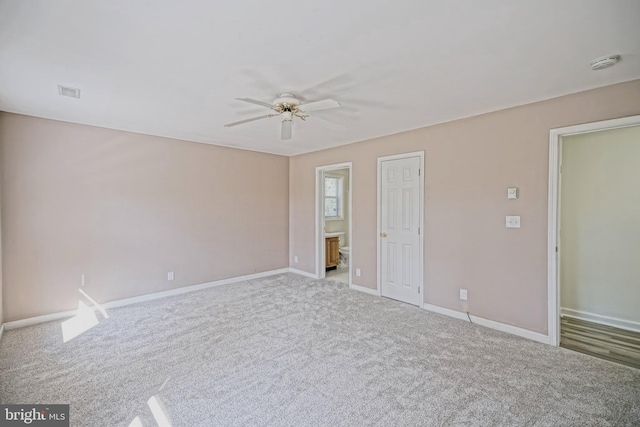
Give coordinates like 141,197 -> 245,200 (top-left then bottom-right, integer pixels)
590,55 -> 620,71
57,85 -> 81,98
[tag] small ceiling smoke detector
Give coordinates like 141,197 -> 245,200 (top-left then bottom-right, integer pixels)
590,55 -> 620,71
57,85 -> 81,98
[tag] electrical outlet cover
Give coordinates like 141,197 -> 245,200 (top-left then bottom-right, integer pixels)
506,216 -> 521,228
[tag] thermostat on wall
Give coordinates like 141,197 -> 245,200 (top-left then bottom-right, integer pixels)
507,187 -> 518,200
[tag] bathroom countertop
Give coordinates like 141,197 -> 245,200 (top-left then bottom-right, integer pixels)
325,232 -> 345,238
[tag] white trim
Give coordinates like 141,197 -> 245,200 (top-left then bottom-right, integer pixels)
548,115 -> 640,347
547,127 -> 561,347
377,151 -> 425,306
423,303 -> 551,345
422,303 -> 469,321
347,166 -> 354,286
550,115 -> 640,137
5,308 -> 85,330
347,166 -> 353,287
3,268 -> 290,331
315,162 -> 353,286
349,283 -> 381,296
0,324 -> 4,342
561,307 -> 640,333
289,268 -> 319,279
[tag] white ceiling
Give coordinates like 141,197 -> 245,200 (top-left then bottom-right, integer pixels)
1,1 -> 639,156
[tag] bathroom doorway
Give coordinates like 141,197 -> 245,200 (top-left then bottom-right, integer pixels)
315,162 -> 352,286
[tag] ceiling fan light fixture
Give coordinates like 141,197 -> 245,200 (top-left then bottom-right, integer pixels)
281,119 -> 293,140
225,92 -> 344,140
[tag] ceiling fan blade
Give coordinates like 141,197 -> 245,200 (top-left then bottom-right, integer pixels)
307,114 -> 348,131
298,99 -> 340,112
281,120 -> 292,140
235,98 -> 276,109
224,115 -> 273,127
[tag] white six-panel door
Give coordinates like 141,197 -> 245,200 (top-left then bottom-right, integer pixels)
380,155 -> 422,306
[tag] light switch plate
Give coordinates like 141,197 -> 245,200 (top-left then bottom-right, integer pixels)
507,187 -> 518,199
506,216 -> 521,228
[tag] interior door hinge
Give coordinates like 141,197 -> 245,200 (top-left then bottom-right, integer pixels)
418,227 -> 420,235
418,169 -> 421,176
418,287 -> 420,294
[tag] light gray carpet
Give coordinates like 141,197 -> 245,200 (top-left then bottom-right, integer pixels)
1,273 -> 639,426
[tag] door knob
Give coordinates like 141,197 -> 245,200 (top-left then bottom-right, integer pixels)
380,232 -> 387,237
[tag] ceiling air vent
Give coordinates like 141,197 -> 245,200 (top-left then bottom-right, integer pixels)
57,85 -> 81,98
590,55 -> 620,71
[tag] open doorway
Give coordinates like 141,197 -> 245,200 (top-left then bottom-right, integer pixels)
548,116 -> 640,368
315,163 -> 352,286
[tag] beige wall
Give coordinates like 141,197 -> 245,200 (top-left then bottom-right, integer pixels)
0,113 -> 289,322
289,79 -> 640,334
560,125 -> 640,324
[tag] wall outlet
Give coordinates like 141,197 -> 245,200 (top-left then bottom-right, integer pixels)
294,256 -> 298,263
460,289 -> 468,301
506,215 -> 521,228
356,268 -> 361,277
81,273 -> 85,287
167,271 -> 175,281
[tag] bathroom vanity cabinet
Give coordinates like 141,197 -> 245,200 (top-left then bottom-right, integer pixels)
325,236 -> 340,269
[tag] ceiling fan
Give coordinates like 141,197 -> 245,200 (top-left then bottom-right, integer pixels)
224,93 -> 344,140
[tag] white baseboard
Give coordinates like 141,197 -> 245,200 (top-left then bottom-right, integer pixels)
4,309 -> 80,331
4,268 -> 290,331
561,307 -> 640,333
422,303 -> 469,321
102,268 -> 290,311
0,324 -> 4,342
288,268 -> 319,279
349,283 -> 380,296
423,303 -> 551,345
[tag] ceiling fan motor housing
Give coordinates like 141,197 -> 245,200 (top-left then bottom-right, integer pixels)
274,93 -> 301,109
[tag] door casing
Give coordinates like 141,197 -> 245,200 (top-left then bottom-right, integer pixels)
547,115 -> 640,346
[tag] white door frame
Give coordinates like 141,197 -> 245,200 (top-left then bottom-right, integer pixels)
547,114 -> 640,346
315,162 -> 353,283
377,151 -> 425,301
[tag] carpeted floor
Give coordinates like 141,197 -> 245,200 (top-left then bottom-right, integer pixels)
1,273 -> 639,426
